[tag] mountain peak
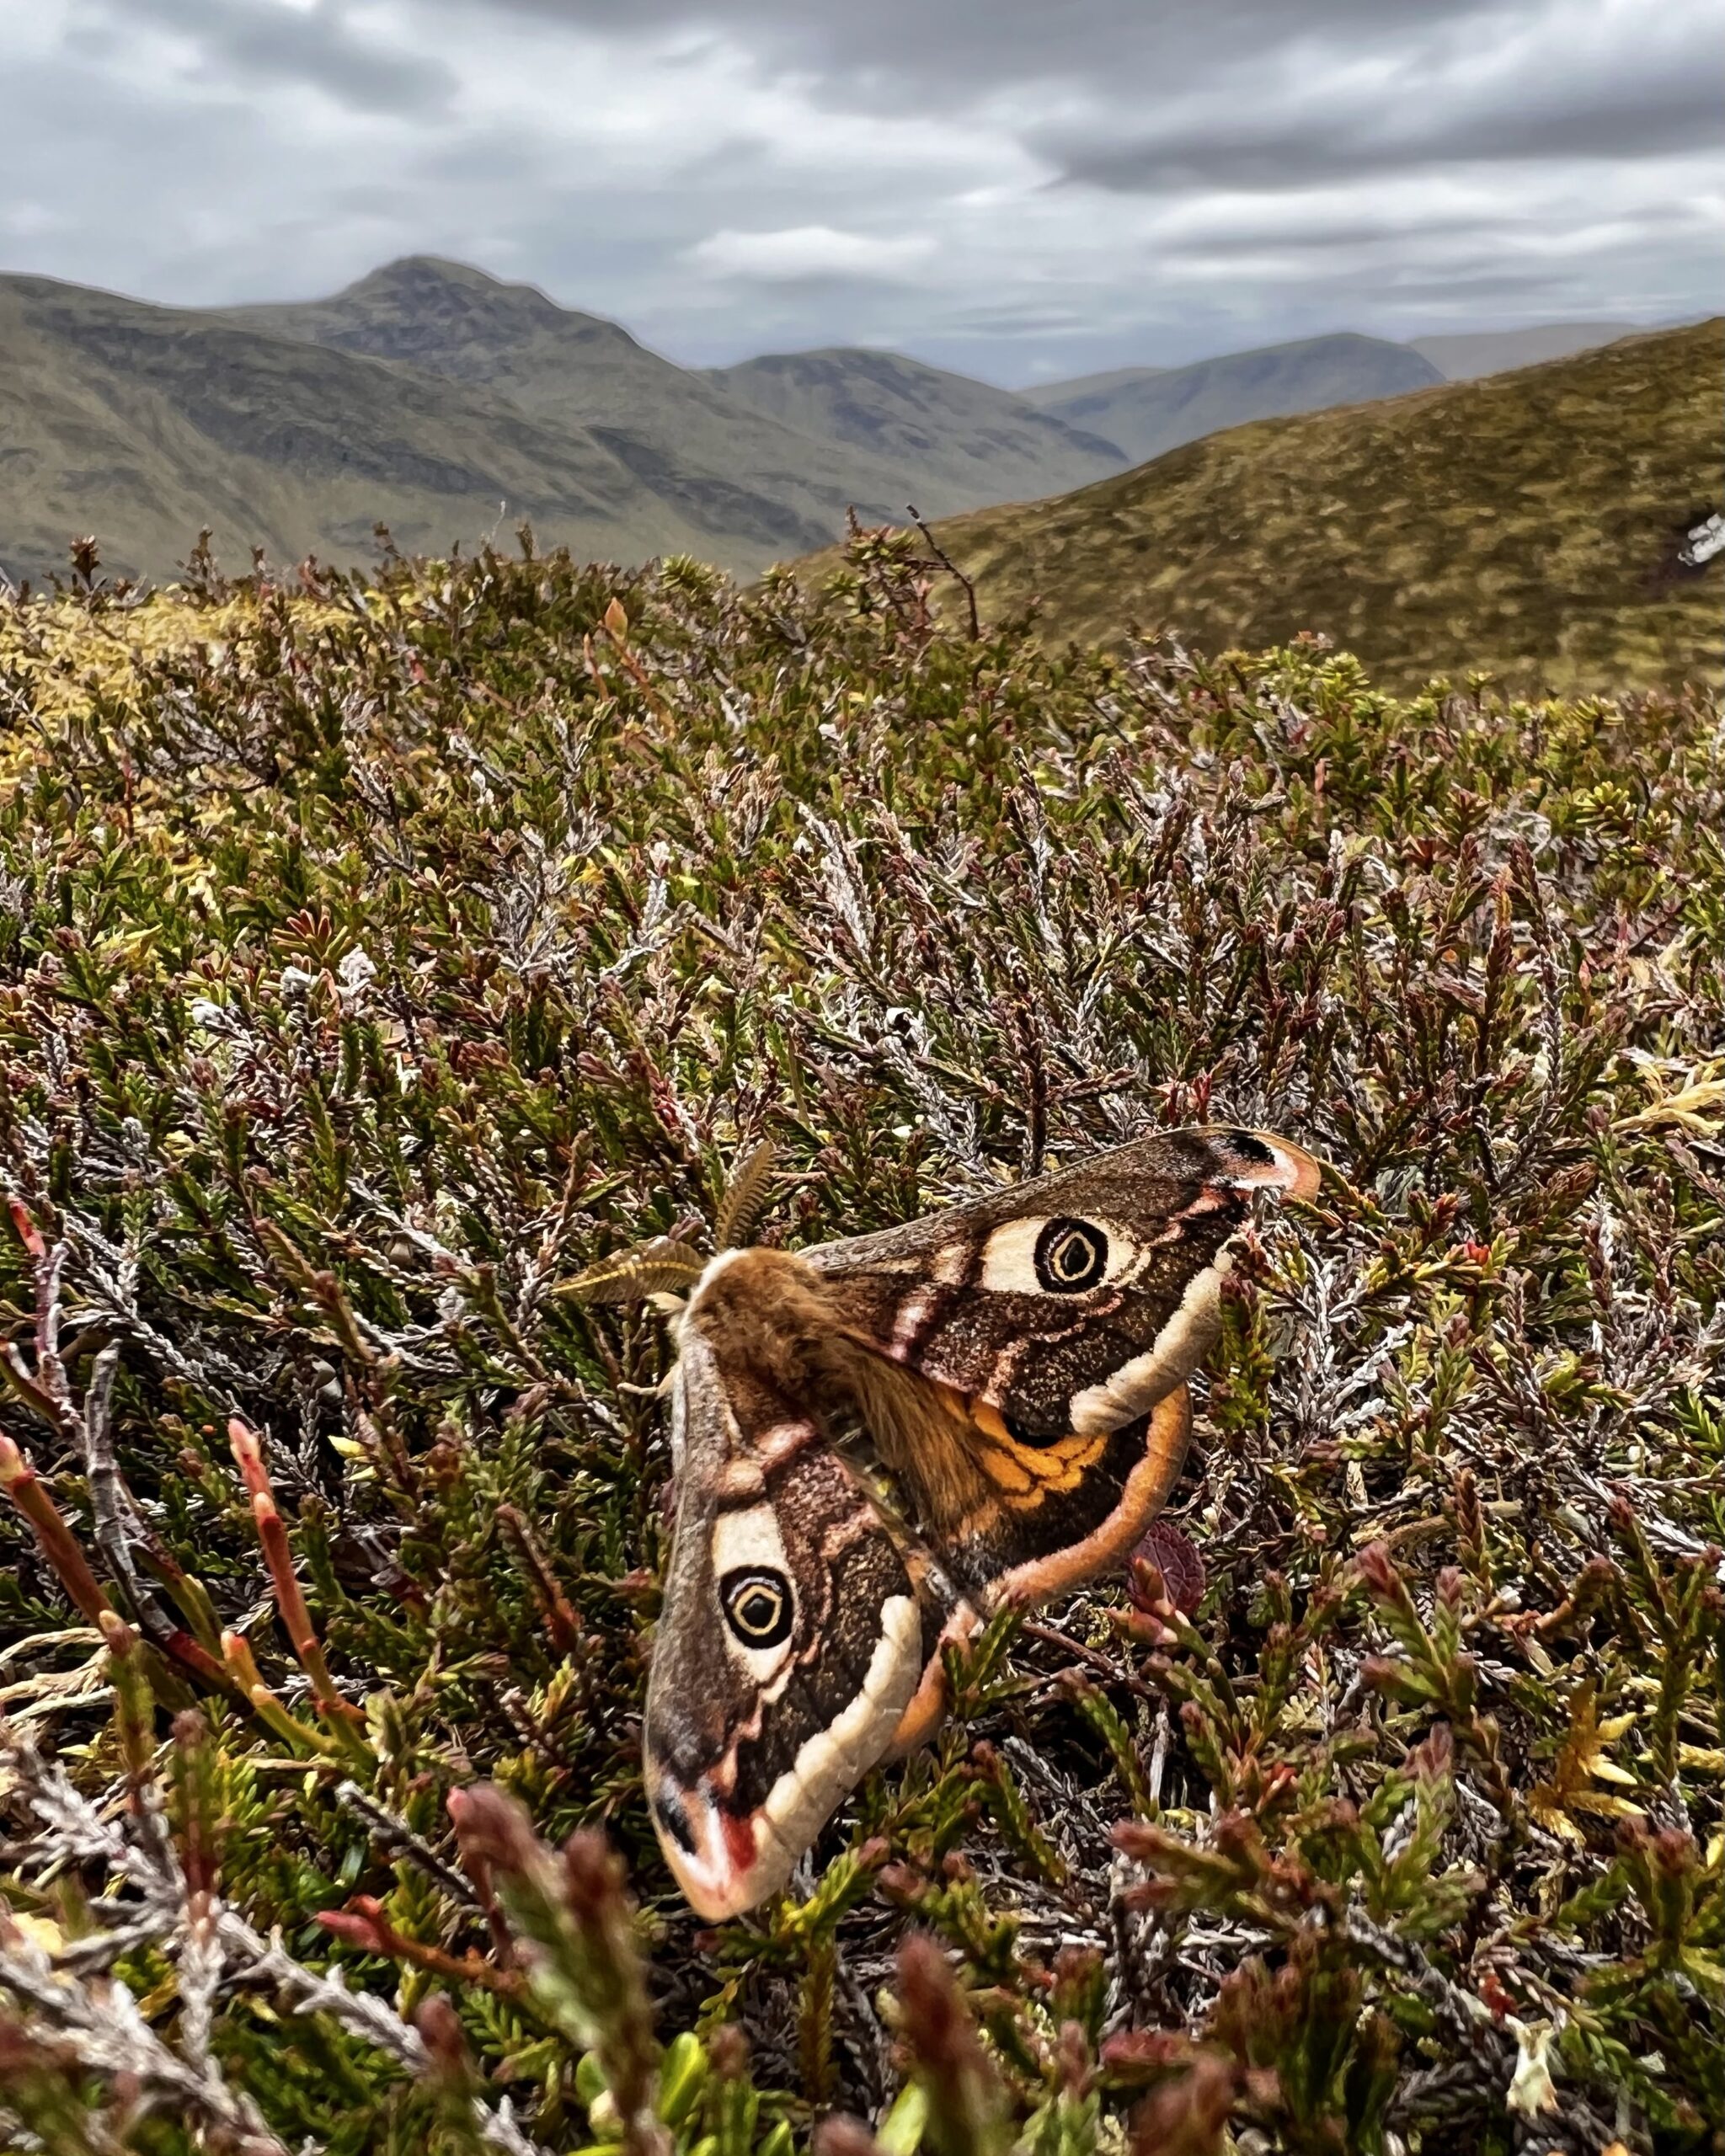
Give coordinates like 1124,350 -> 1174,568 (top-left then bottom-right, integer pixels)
346,253 -> 499,288
231,253 -> 649,381
331,254 -> 595,332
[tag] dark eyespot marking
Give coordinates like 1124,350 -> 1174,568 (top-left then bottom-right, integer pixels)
1000,1406 -> 1068,1450
1228,1130 -> 1276,1166
654,1788 -> 697,1854
719,1566 -> 795,1649
1033,1217 -> 1108,1294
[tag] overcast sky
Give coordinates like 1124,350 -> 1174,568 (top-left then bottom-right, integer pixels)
3,0 -> 1718,381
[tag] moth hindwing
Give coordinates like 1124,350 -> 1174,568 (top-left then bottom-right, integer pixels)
642,1123 -> 1320,1917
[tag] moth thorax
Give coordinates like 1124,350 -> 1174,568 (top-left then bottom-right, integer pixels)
686,1246 -> 839,1394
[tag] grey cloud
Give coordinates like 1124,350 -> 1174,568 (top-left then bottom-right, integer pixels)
447,0 -> 1479,106
3,0 -> 1716,384
457,0 -> 1723,225
1059,67 -> 1722,195
1355,269 -> 1576,301
414,132 -> 558,187
1155,213 -> 1507,262
946,305 -> 1096,334
118,0 -> 457,115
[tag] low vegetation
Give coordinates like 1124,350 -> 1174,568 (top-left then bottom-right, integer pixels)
2,534 -> 1722,2155
880,320 -> 1724,696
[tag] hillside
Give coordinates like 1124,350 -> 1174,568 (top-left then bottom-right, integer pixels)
226,257 -> 922,549
0,270 -> 856,583
2,255 -> 1703,607
1023,332 -> 1441,464
4,257 -> 1135,589
708,344 -> 1126,509
847,319 -> 1722,694
3,545 -> 1722,2153
1017,361 -> 1167,408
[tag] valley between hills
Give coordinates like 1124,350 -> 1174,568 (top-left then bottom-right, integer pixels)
2,254 -> 1712,691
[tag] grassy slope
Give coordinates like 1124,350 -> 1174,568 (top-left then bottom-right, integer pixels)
1023,334 -> 1442,465
0,275 -> 743,583
707,346 -> 1128,509
882,320 -> 1722,694
227,258 -> 929,539
2,543 -> 1722,2153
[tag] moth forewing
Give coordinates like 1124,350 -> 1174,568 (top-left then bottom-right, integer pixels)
643,1273 -> 927,1920
1065,1251 -> 1233,1436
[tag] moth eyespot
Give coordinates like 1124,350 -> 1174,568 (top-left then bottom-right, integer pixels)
718,1566 -> 795,1649
1033,1217 -> 1108,1294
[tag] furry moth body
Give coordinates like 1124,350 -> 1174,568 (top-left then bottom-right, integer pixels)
643,1124 -> 1321,1918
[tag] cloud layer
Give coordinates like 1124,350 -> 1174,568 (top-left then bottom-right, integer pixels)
3,0 -> 1717,380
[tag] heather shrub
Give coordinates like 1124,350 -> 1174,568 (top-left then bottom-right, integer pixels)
2,533 -> 1721,2155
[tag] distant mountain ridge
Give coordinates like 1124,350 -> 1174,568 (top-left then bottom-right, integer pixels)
1,258 -> 1140,584
1408,321 -> 1640,378
0,255 -> 1683,589
804,321 -> 1722,696
222,258 -> 914,556
1017,363 -> 1168,408
1024,334 -> 1444,467
0,272 -> 726,587
707,346 -> 1125,515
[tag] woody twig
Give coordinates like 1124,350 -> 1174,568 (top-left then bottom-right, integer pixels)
227,1417 -> 368,1746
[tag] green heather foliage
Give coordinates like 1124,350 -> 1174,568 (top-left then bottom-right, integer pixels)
2,533 -> 1723,2156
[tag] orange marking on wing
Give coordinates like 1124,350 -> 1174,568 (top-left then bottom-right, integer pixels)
964,1396 -> 1107,1502
973,1444 -> 1039,1498
969,1398 -> 1012,1444
990,1385 -> 1194,1609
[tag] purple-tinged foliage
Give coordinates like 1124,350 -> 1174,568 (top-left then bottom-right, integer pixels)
1,531 -> 1722,2152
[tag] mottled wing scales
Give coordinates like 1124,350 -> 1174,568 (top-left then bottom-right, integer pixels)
807,1127 -> 1316,1439
643,1125 -> 1320,1920
643,1329 -> 927,1919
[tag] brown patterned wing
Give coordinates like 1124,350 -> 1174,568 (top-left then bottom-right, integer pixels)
808,1125 -> 1317,1438
642,1324 -> 929,1920
642,1126 -> 1320,1919
803,1124 -> 1319,1601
